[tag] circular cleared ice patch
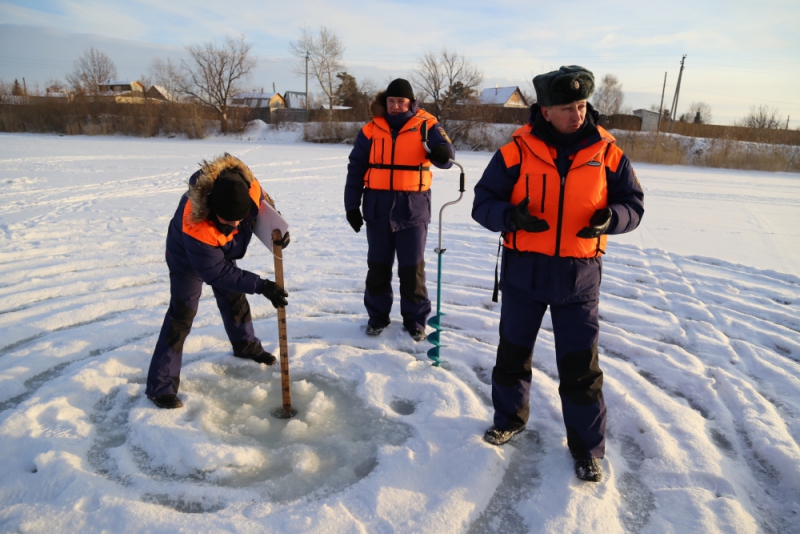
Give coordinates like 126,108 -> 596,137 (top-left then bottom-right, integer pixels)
89,361 -> 412,507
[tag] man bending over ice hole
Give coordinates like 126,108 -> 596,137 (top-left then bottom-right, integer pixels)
146,154 -> 289,409
472,66 -> 644,482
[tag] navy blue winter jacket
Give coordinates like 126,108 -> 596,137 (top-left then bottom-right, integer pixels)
345,101 -> 454,231
472,104 -> 644,303
165,156 -> 264,295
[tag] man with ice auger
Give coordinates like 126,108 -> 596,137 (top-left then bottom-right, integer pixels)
472,66 -> 644,482
146,154 -> 289,409
344,78 -> 454,342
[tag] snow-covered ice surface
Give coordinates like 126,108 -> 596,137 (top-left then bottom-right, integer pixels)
1,128 -> 799,533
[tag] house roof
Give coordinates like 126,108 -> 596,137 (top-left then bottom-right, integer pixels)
232,91 -> 284,108
235,91 -> 279,99
633,109 -> 661,117
148,85 -> 175,101
479,86 -> 524,105
100,80 -> 142,87
284,91 -> 307,109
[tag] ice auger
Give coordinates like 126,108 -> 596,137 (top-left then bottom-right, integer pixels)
421,123 -> 465,367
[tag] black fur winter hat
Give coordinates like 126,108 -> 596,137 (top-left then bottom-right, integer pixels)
533,66 -> 595,107
208,169 -> 253,221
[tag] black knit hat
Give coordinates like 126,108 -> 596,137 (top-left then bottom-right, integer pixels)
533,66 -> 595,107
208,169 -> 253,221
386,78 -> 415,101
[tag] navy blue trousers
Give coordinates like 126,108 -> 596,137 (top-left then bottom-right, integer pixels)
493,289 -> 606,460
364,221 -> 431,332
145,272 -> 264,397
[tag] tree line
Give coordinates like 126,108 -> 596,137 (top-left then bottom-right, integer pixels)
0,27 -> 793,135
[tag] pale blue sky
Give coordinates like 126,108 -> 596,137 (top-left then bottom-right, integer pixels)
1,0 -> 798,126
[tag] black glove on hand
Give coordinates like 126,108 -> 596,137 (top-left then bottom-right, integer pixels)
275,231 -> 290,250
428,144 -> 451,165
577,208 -> 613,238
510,198 -> 550,233
346,209 -> 363,233
259,279 -> 288,308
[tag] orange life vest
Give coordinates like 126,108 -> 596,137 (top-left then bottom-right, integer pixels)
363,110 -> 438,192
502,125 -> 623,258
181,178 -> 263,247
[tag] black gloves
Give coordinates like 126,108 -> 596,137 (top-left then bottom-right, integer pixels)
428,144 -> 451,165
259,279 -> 288,308
510,198 -> 550,233
577,208 -> 612,238
275,231 -> 290,249
346,209 -> 363,233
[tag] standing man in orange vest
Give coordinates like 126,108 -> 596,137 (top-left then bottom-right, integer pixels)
472,66 -> 644,482
345,79 -> 454,341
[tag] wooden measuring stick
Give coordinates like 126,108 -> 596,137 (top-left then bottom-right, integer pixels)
271,229 -> 292,413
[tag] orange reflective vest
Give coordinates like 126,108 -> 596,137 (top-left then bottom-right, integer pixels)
362,110 -> 438,192
181,178 -> 263,247
502,125 -> 623,258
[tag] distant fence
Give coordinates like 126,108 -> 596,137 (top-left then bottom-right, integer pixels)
0,100 -> 225,138
4,97 -> 798,148
600,113 -> 800,146
659,121 -> 800,146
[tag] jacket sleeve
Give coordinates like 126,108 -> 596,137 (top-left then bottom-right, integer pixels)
427,122 -> 454,170
183,236 -> 263,294
472,147 -> 521,233
605,153 -> 644,235
345,128 -> 371,212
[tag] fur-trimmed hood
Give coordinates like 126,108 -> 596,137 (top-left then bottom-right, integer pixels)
186,153 -> 259,224
370,91 -> 388,118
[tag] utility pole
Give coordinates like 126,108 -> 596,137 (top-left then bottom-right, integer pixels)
669,55 -> 687,133
787,115 -> 790,129
657,72 -> 667,134
305,51 -> 309,121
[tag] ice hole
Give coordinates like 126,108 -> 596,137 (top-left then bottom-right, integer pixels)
126,364 -> 413,504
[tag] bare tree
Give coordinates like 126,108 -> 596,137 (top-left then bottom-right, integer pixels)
736,105 -> 783,129
149,57 -> 185,101
289,26 -> 345,120
680,101 -> 712,124
66,47 -> 118,95
179,35 -> 256,132
411,48 -> 483,124
592,74 -> 624,115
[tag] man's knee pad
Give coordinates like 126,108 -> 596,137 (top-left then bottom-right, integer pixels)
398,261 -> 427,303
558,345 -> 604,405
493,331 -> 534,387
166,299 -> 197,353
226,291 -> 252,324
366,261 -> 392,296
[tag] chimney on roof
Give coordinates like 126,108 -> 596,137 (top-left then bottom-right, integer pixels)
273,82 -> 276,93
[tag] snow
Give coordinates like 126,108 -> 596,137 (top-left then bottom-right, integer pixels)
1,128 -> 799,533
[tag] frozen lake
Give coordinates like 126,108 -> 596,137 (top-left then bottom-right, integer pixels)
1,130 -> 799,533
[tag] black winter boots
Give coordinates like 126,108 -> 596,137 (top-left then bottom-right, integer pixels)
148,394 -> 183,409
574,457 -> 603,482
483,425 -> 525,445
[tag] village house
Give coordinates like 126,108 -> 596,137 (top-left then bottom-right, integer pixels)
232,91 -> 285,110
478,86 -> 528,108
145,85 -> 176,103
98,80 -> 145,96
